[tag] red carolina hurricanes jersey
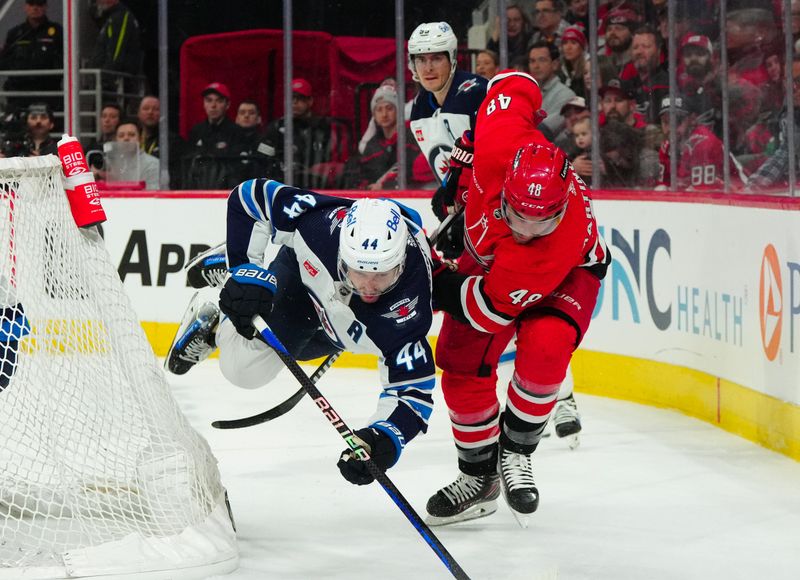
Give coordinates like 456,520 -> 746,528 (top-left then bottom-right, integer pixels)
461,71 -> 609,334
657,124 -> 744,190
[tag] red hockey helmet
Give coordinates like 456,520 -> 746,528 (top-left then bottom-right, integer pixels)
501,143 -> 571,239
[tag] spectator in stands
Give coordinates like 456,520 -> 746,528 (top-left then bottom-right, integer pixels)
599,119 -> 659,188
727,81 -> 776,174
487,4 -> 533,65
0,0 -> 62,115
726,3 -> 774,87
762,45 -> 785,115
657,95 -> 742,191
233,99 -> 264,182
565,0 -> 588,29
553,95 -> 589,157
597,7 -> 639,82
137,96 -> 160,156
559,25 -> 587,98
624,25 -> 669,125
677,34 -> 719,105
89,0 -> 143,79
475,49 -> 499,80
115,119 -> 159,190
529,0 -> 569,47
599,79 -> 646,129
527,40 -> 575,139
235,100 -> 263,154
84,103 -> 122,171
187,82 -> 241,157
341,85 -> 416,190
571,116 -> 592,159
257,78 -> 334,190
184,82 -> 243,189
747,57 -> 800,191
358,77 -> 413,154
14,102 -> 57,157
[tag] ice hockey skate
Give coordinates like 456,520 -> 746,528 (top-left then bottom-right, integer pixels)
185,243 -> 228,288
165,291 -> 220,375
498,447 -> 539,528
553,393 -> 581,450
425,472 -> 501,526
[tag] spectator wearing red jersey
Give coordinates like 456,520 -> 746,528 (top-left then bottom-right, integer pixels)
656,95 -> 744,191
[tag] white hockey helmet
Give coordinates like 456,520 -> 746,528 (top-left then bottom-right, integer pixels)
338,199 -> 408,297
407,21 -> 458,82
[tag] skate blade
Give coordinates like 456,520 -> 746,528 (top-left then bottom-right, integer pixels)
510,509 -> 531,529
425,500 -> 498,527
566,434 -> 580,450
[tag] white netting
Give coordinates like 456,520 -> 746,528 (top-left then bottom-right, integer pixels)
0,156 -> 237,578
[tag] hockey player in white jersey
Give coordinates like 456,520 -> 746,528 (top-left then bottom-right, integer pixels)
167,180 -> 436,485
408,21 -> 487,260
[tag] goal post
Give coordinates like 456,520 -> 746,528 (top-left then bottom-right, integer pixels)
0,155 -> 238,579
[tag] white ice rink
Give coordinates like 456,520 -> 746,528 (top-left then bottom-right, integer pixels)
168,361 -> 800,580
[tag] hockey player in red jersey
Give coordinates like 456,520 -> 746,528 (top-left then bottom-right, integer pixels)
426,71 -> 610,528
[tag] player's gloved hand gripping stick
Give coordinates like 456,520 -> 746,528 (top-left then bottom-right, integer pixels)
251,315 -> 471,580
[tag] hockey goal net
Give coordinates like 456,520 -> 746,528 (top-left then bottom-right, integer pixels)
0,156 -> 237,579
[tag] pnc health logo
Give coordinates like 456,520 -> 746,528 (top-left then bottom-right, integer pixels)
759,244 -> 782,361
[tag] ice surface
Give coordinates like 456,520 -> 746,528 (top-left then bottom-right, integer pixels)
168,361 -> 800,580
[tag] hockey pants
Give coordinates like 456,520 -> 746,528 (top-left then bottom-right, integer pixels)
218,246 -> 339,389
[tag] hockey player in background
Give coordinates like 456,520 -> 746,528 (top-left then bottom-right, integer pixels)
426,71 -> 609,528
408,21 -> 487,259
165,184 -> 437,486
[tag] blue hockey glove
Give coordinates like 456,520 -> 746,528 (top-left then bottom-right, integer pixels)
337,425 -> 401,486
219,263 -> 278,338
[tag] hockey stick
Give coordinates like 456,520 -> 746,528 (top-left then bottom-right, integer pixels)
211,351 -> 341,429
212,210 -> 464,429
252,315 -> 470,580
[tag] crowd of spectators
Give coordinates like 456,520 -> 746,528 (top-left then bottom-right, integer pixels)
468,0 -> 796,192
0,0 -> 796,194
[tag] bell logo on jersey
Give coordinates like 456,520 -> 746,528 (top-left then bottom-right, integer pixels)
759,244 -> 782,361
381,296 -> 419,324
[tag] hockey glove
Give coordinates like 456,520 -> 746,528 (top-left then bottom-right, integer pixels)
337,426 -> 400,486
218,263 -> 278,338
431,131 -> 474,222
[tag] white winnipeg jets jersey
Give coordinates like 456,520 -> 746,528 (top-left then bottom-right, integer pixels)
409,70 -> 487,183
